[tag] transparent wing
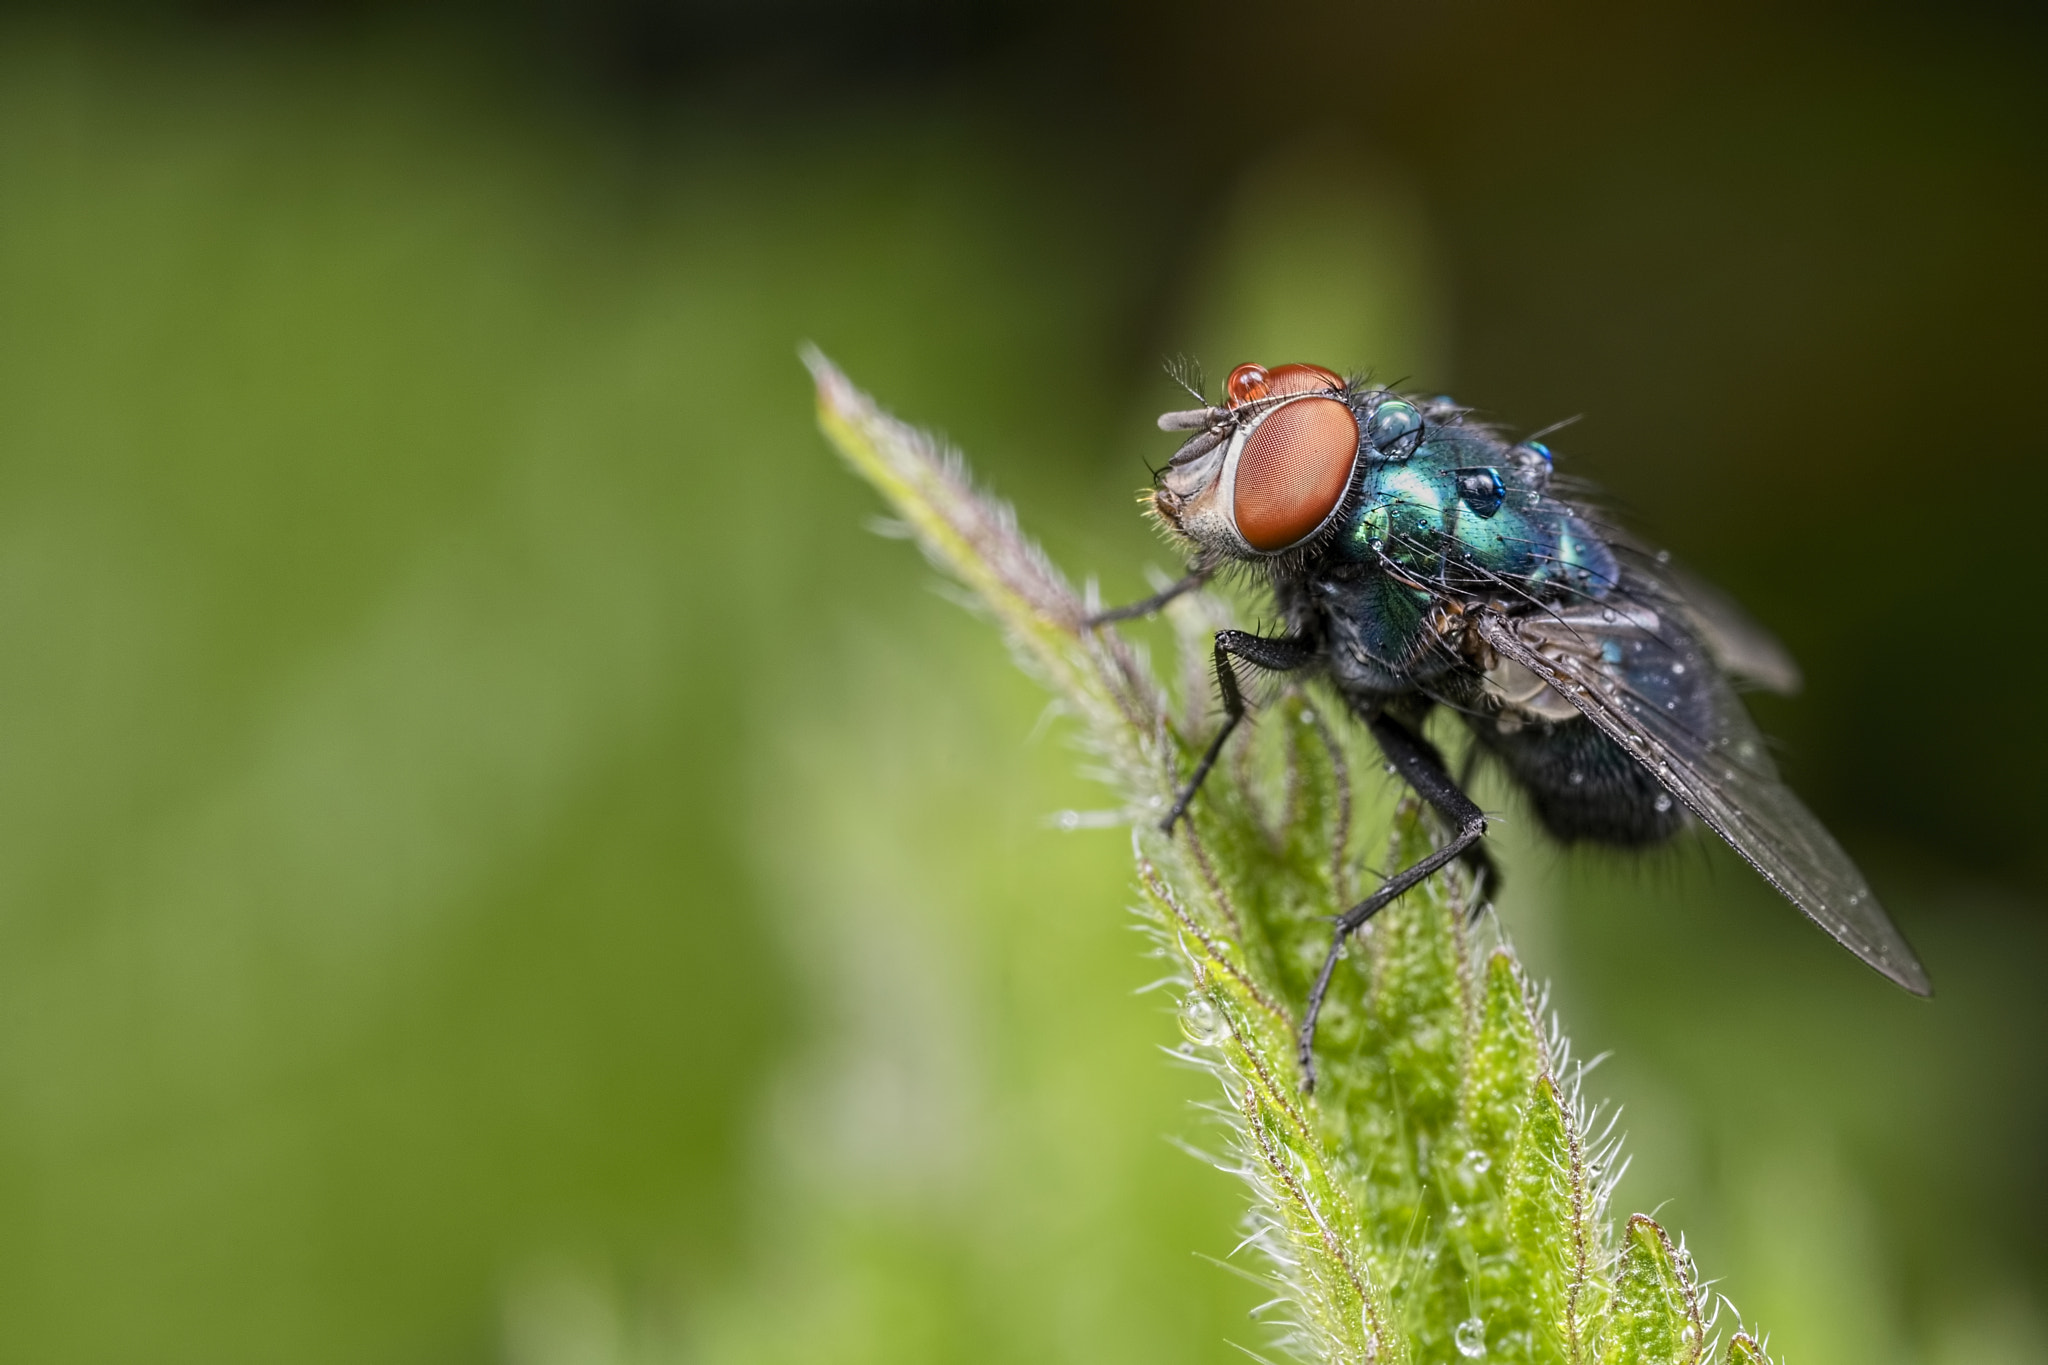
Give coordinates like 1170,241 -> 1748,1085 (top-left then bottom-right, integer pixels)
1661,564 -> 1802,695
1474,606 -> 1930,994
1604,540 -> 1803,695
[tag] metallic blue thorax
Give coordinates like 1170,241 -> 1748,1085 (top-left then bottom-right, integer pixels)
1303,399 -> 1620,688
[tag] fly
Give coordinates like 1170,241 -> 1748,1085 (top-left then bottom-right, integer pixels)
1090,361 -> 1930,1089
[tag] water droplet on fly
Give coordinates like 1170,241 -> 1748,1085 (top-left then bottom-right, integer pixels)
1456,1317 -> 1488,1357
1654,793 -> 1673,813
1601,607 -> 1617,623
1180,995 -> 1225,1047
1656,548 -> 1672,564
1671,662 -> 1686,675
1568,770 -> 1585,785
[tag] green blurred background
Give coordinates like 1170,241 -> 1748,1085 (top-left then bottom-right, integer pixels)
0,2 -> 2041,1360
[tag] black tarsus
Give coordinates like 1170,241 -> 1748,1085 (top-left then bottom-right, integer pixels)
1158,628 -> 1317,833
1084,566 -> 1215,626
1296,713 -> 1489,1092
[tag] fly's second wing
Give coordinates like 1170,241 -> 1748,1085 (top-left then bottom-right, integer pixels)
1600,539 -> 1803,695
1473,605 -> 1930,995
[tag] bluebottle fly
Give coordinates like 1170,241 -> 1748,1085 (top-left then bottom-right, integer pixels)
1090,361 -> 1929,1088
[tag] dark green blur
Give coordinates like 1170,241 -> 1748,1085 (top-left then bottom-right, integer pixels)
0,4 -> 2039,1362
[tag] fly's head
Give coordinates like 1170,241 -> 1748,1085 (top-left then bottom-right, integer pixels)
1149,361 -> 1373,564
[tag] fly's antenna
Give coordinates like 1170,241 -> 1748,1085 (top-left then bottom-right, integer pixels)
1163,355 -> 1208,405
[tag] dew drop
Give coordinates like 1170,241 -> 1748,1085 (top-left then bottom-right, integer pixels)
1368,398 -> 1424,455
1671,662 -> 1686,675
1654,793 -> 1673,813
1456,1316 -> 1488,1358
1601,607 -> 1617,623
1463,1148 -> 1492,1177
1656,548 -> 1672,564
1300,709 -> 1317,725
1180,994 -> 1225,1046
1445,1203 -> 1468,1228
1568,770 -> 1585,786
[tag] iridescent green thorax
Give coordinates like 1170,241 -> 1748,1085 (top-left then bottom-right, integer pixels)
1335,401 -> 1617,606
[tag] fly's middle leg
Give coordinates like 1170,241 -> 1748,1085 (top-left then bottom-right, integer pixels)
1297,712 -> 1489,1091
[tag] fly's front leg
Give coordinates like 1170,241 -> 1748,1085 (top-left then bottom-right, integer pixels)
1297,713 -> 1489,1090
1085,565 -> 1214,627
1160,629 -> 1316,833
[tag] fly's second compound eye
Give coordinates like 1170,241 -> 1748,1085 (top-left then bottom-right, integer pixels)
1265,363 -> 1345,397
1230,396 -> 1361,552
1226,361 -> 1342,407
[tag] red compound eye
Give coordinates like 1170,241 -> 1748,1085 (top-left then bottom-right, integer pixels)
1231,396 -> 1361,552
1226,363 -> 1270,406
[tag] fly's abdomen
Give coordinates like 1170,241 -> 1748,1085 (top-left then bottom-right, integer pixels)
1469,602 -> 1717,846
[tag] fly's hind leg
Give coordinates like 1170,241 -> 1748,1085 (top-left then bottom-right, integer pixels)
1159,629 -> 1317,833
1297,713 -> 1489,1091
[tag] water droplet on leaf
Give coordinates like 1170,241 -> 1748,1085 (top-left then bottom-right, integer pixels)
1180,994 -> 1225,1046
1456,1317 -> 1487,1358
